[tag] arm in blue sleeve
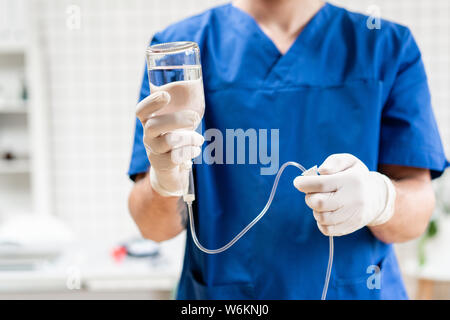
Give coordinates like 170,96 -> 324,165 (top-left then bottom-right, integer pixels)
379,28 -> 448,178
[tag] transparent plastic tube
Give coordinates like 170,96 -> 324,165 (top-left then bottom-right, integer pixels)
183,162 -> 334,300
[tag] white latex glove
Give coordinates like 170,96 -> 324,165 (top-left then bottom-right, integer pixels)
293,154 -> 396,236
136,91 -> 204,197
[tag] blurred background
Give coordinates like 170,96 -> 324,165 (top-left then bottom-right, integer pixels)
0,0 -> 448,299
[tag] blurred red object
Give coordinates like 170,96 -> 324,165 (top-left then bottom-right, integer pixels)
111,246 -> 127,264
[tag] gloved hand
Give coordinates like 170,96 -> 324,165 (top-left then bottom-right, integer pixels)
136,91 -> 204,197
293,154 -> 396,236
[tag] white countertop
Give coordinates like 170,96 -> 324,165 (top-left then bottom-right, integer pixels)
0,233 -> 186,294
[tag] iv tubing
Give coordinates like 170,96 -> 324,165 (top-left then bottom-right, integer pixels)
184,161 -> 334,300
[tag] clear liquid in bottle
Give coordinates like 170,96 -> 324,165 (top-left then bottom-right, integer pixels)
148,65 -> 205,118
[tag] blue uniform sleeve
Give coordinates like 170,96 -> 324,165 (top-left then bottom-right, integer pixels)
379,28 -> 448,178
128,35 -> 161,181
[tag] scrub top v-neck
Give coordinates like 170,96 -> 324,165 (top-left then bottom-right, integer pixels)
128,3 -> 448,299
227,3 -> 331,86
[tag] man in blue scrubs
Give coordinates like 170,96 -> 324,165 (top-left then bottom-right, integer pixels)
128,0 -> 448,299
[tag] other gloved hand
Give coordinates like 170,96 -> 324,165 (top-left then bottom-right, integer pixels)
136,91 -> 204,197
293,154 -> 396,236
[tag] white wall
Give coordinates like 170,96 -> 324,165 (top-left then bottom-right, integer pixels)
36,0 -> 449,247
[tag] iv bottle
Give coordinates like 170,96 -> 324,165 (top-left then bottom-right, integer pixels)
146,41 -> 205,119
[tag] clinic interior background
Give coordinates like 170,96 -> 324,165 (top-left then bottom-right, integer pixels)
0,0 -> 449,298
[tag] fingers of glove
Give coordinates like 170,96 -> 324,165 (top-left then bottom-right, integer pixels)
148,145 -> 201,170
171,146 -> 202,165
144,110 -> 200,139
316,221 -> 357,237
313,207 -> 355,226
316,209 -> 364,236
147,152 -> 177,171
145,130 -> 204,155
317,223 -> 340,237
305,192 -> 342,212
136,91 -> 170,123
318,153 -> 360,175
293,174 -> 341,194
318,221 -> 362,237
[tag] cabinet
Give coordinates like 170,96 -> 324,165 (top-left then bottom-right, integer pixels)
0,0 -> 51,218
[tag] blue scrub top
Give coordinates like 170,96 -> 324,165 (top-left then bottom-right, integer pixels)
129,3 -> 448,299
